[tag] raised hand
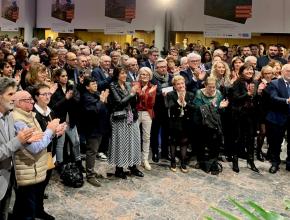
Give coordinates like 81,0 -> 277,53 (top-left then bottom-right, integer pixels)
17,127 -> 35,144
47,119 -> 60,133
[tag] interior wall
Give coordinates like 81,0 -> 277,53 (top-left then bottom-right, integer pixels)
175,33 -> 290,48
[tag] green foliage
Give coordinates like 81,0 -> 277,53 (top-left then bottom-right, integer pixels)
204,198 -> 287,220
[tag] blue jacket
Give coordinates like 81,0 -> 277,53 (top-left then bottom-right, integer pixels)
266,78 -> 289,126
180,68 -> 203,95
91,67 -> 113,91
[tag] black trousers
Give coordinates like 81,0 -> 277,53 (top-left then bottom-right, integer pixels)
267,120 -> 290,166
150,115 -> 169,158
13,181 -> 44,220
232,111 -> 256,160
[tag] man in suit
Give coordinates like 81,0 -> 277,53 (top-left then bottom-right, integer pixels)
126,58 -> 139,82
0,77 -> 36,220
92,55 -> 113,91
180,52 -> 206,95
266,64 -> 290,173
140,47 -> 159,72
64,52 -> 79,85
257,44 -> 287,71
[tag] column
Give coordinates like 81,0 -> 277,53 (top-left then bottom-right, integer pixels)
154,10 -> 166,53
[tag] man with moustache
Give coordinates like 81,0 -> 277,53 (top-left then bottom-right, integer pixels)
0,77 -> 37,220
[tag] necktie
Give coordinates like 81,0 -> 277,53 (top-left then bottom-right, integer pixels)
74,68 -> 78,85
133,73 -> 136,80
151,64 -> 155,72
287,82 -> 290,97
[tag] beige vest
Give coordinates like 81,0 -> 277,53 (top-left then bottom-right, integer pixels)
12,108 -> 48,186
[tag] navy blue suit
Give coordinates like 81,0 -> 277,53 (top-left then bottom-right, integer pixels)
180,68 -> 203,95
266,78 -> 290,166
140,60 -> 154,72
91,67 -> 113,91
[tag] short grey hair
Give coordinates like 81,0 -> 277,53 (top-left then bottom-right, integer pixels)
180,56 -> 188,65
138,67 -> 153,80
0,77 -> 16,95
245,56 -> 257,63
187,52 -> 201,61
156,58 -> 167,66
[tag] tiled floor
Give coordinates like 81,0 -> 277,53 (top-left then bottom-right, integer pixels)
44,157 -> 290,220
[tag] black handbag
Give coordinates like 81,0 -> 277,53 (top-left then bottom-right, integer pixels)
112,110 -> 127,120
60,162 -> 84,188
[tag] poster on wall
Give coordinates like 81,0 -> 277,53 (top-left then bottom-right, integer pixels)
51,0 -> 75,23
1,0 -> 19,23
204,0 -> 252,38
105,0 -> 136,23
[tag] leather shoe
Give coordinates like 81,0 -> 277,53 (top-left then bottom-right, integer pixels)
130,168 -> 144,177
269,165 -> 279,174
152,154 -> 159,163
36,210 -> 55,220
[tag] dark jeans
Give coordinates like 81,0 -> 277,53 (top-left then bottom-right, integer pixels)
267,120 -> 290,166
13,181 -> 44,220
86,136 -> 102,177
0,172 -> 14,220
150,116 -> 169,158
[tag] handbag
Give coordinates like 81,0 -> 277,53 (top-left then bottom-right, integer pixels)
47,152 -> 55,170
112,110 -> 127,120
60,162 -> 84,188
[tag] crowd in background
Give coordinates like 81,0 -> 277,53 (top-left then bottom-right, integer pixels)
0,34 -> 290,220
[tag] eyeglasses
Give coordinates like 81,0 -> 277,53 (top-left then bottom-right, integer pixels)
157,66 -> 167,69
39,92 -> 52,97
19,98 -> 34,103
189,60 -> 200,63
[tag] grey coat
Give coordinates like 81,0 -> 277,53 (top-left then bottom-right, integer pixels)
0,112 -> 22,200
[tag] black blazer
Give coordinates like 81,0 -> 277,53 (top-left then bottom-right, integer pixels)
265,78 -> 289,126
108,81 -> 138,121
80,91 -> 109,137
166,91 -> 195,120
91,67 -> 113,91
180,68 -> 203,95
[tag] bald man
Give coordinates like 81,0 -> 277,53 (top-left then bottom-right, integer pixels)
64,52 -> 79,85
0,78 -> 38,220
12,90 -> 60,219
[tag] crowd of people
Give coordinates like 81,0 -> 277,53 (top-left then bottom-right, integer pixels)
0,35 -> 290,220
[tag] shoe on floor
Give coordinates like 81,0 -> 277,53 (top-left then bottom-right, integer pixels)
87,177 -> 101,187
97,152 -> 108,161
170,162 -> 177,172
36,210 -> 55,220
143,160 -> 152,171
180,164 -> 188,173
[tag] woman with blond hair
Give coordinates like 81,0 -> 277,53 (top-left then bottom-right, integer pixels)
135,67 -> 157,170
210,61 -> 232,94
167,75 -> 195,173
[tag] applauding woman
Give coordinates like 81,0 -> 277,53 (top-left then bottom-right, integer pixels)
167,75 -> 195,173
108,66 -> 143,179
230,63 -> 259,173
135,67 -> 157,171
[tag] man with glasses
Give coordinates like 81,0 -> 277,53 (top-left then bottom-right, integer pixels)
12,90 -> 61,219
180,52 -> 206,95
150,59 -> 172,162
126,58 -> 139,82
64,52 -> 79,85
0,78 -> 39,220
140,48 -> 159,72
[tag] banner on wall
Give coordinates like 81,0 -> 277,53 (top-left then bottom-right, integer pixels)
51,0 -> 75,23
105,0 -> 136,23
204,0 -> 252,39
1,0 -> 19,23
